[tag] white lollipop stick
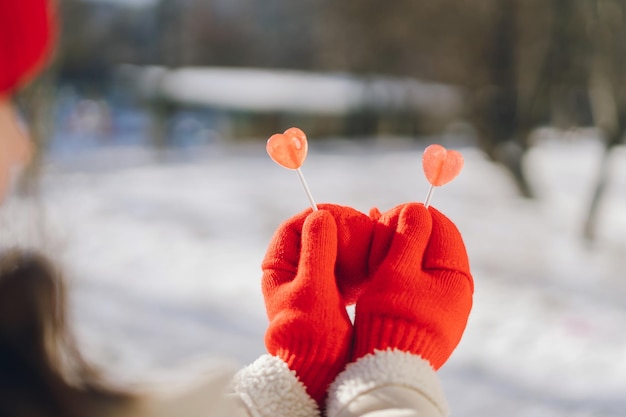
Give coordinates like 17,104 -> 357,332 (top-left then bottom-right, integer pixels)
424,184 -> 435,209
296,167 -> 318,211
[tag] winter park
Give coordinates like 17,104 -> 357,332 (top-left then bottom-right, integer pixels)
2,1 -> 626,417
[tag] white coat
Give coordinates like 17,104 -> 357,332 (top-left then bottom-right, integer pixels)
130,349 -> 448,417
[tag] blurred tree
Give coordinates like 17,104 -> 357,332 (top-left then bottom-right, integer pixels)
152,0 -> 320,68
583,0 -> 626,240
315,0 -> 610,199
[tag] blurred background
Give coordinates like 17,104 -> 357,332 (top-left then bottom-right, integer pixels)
4,0 -> 626,416
19,0 -> 626,230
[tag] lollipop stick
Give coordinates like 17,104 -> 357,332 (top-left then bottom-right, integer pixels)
424,184 -> 435,209
296,167 -> 318,211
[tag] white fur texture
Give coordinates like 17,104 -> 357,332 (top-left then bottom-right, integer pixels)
327,349 -> 449,417
233,354 -> 320,417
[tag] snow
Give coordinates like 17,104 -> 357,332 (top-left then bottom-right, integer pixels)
1,131 -> 625,416
123,65 -> 462,116
82,0 -> 156,8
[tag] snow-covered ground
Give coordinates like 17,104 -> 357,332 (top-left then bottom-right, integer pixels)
1,131 -> 625,416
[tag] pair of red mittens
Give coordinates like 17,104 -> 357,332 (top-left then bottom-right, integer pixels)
261,203 -> 473,405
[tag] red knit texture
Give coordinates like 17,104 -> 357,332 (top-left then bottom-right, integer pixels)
0,0 -> 57,96
317,204 -> 374,305
266,204 -> 375,305
262,209 -> 354,405
353,203 -> 474,369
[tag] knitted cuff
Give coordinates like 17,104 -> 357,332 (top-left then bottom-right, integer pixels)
233,354 -> 320,417
327,349 -> 449,417
267,315 -> 352,404
273,338 -> 349,403
353,315 -> 448,369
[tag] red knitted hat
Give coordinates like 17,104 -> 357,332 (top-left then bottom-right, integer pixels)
0,0 -> 57,97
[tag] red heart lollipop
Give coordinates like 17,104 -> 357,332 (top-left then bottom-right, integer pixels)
422,144 -> 464,186
266,127 -> 308,170
266,127 -> 318,210
422,144 -> 464,208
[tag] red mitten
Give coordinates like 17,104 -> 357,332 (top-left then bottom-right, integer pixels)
353,203 -> 473,369
269,204 -> 375,305
262,209 -> 353,405
0,0 -> 57,96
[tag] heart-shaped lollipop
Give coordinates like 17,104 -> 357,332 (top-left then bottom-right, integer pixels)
267,127 -> 308,170
423,144 -> 464,186
422,144 -> 464,207
267,127 -> 318,210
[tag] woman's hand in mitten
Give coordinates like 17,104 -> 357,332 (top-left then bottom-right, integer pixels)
262,209 -> 354,405
265,204 -> 375,305
316,204 -> 374,305
354,203 -> 474,369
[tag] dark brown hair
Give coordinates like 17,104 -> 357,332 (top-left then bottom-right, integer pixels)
0,249 -> 135,417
